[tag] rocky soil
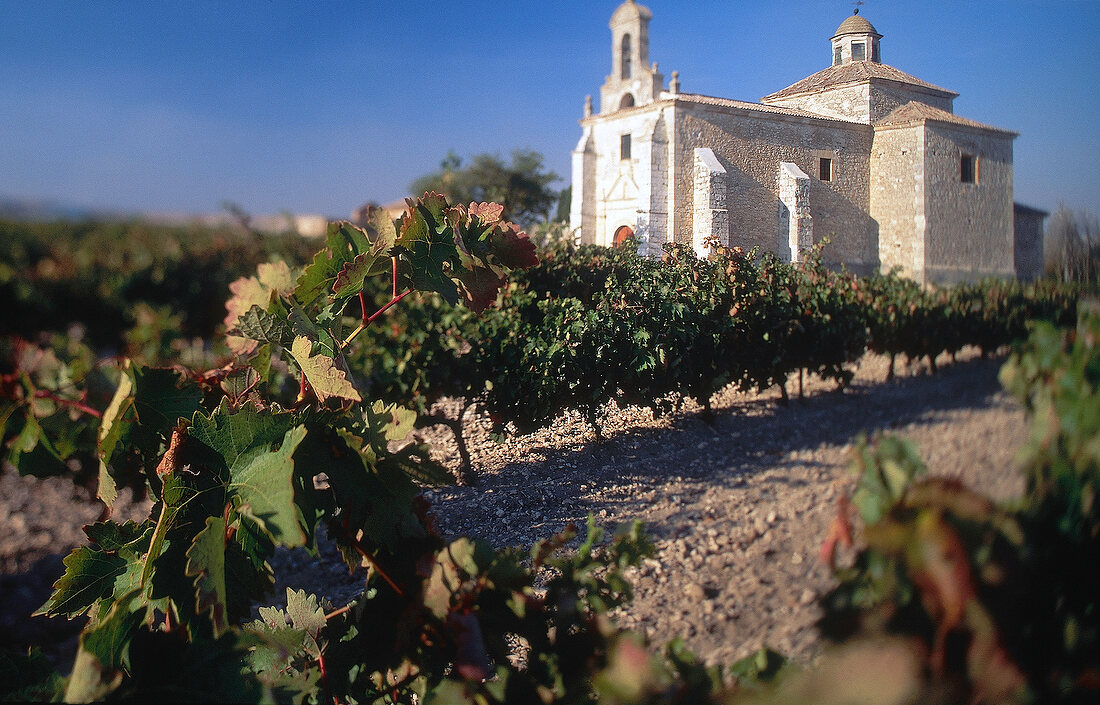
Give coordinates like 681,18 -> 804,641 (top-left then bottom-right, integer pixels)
1,348 -> 1026,672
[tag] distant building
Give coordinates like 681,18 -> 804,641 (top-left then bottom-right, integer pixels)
351,199 -> 408,227
571,1 -> 1044,283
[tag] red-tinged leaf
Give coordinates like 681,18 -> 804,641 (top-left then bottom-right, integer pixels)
447,612 -> 491,682
491,222 -> 538,270
454,266 -> 507,313
331,249 -> 390,301
468,201 -> 504,225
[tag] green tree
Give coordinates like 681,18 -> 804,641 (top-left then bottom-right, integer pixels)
410,149 -> 560,227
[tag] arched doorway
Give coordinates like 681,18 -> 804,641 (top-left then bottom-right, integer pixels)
613,225 -> 634,246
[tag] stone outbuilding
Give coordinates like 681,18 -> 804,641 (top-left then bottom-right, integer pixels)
570,2 -> 1043,284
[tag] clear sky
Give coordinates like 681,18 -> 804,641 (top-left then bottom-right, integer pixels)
1,1 -> 1097,219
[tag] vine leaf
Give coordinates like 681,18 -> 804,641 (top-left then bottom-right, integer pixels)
225,261 -> 298,355
453,265 -> 507,314
394,200 -> 460,304
190,400 -> 295,471
35,546 -> 128,618
490,221 -> 540,270
296,221 -> 380,305
64,591 -> 145,703
365,400 -> 418,443
289,336 -> 361,404
228,425 -> 309,548
284,588 -> 326,656
332,248 -> 390,302
185,515 -> 229,636
231,305 -> 295,348
97,370 -> 135,506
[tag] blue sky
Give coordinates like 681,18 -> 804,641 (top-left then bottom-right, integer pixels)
1,1 -> 1097,219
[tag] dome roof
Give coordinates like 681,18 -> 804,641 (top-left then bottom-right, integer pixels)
832,10 -> 880,39
610,0 -> 652,27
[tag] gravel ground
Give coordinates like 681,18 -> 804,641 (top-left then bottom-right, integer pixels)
1,348 -> 1025,672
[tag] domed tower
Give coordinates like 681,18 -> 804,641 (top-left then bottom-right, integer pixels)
831,9 -> 881,65
599,0 -> 665,114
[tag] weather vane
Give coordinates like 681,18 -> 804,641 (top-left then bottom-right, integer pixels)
852,0 -> 865,13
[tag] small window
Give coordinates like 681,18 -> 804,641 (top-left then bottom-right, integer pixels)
961,154 -> 977,183
621,134 -> 631,161
819,157 -> 833,182
619,93 -> 635,109
871,41 -> 880,63
852,42 -> 866,61
621,34 -> 632,79
833,45 -> 842,66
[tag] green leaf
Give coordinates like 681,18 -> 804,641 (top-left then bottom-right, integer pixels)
284,588 -> 326,641
190,399 -> 295,470
84,520 -> 154,553
296,221 -> 376,304
185,515 -> 229,636
332,248 -> 390,301
394,203 -> 460,304
132,366 -> 203,432
289,336 -> 362,404
229,425 -> 309,548
232,305 -> 295,347
36,546 -> 129,618
365,399 -> 418,443
225,261 -> 298,355
8,413 -> 68,478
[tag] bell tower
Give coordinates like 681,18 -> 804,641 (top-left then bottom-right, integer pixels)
830,9 -> 882,65
599,1 -> 664,114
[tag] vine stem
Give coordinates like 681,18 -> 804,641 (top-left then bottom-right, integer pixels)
335,521 -> 405,597
32,389 -> 102,418
341,287 -> 414,349
325,604 -> 352,621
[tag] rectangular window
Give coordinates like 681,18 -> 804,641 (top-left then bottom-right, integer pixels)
833,45 -> 842,66
621,134 -> 631,161
961,154 -> 977,183
871,41 -> 880,63
819,157 -> 832,182
852,42 -> 866,61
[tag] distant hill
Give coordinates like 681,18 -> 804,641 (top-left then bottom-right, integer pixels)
0,196 -> 128,222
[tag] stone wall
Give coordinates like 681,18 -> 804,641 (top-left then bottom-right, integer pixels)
870,123 -> 926,279
923,123 -> 1015,283
778,162 -> 812,262
570,129 -> 598,244
767,83 -> 872,123
1013,204 -> 1047,281
670,101 -> 877,271
868,82 -> 954,122
692,148 -> 729,256
765,81 -> 954,125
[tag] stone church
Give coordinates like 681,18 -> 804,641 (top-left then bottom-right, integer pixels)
569,1 -> 1046,283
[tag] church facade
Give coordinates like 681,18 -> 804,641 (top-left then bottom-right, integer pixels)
570,2 -> 1044,283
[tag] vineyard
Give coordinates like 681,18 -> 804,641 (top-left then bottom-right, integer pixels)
1,196 -> 1097,704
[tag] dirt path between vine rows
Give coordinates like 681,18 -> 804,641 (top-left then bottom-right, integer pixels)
0,348 -> 1026,671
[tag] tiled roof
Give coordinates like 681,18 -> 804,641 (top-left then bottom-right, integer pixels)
671,92 -> 865,125
761,62 -> 957,102
875,100 -> 1017,135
